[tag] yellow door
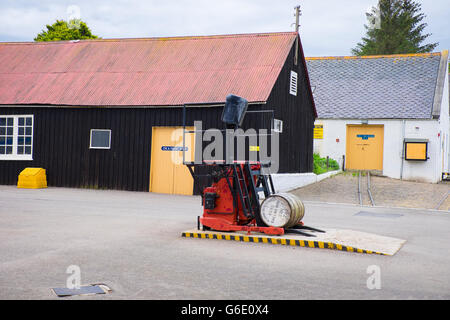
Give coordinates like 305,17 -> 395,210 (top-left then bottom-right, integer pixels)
150,127 -> 195,195
346,125 -> 384,170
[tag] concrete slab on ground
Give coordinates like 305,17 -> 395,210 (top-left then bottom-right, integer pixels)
271,170 -> 341,193
182,228 -> 406,256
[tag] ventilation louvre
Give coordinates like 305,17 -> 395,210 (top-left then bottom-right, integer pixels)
289,71 -> 298,96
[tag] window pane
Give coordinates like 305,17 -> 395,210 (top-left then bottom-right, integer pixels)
26,117 -> 32,126
18,118 -> 24,126
0,137 -> 4,145
0,146 -> 4,154
17,137 -> 24,145
6,146 -> 12,154
0,118 -> 5,126
90,130 -> 111,149
6,137 -> 13,145
17,146 -> 24,154
7,118 -> 13,126
25,137 -> 32,145
25,146 -> 31,154
7,127 -> 13,135
25,127 -> 32,135
0,127 -> 5,135
18,127 -> 24,135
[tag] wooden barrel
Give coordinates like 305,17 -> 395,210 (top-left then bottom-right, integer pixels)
260,193 -> 305,228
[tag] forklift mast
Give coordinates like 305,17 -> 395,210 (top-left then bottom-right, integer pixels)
182,94 -> 324,237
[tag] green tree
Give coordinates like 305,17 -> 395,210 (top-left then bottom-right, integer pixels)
34,19 -> 99,42
352,0 -> 438,56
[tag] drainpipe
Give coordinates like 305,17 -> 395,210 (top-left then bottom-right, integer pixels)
400,120 -> 405,180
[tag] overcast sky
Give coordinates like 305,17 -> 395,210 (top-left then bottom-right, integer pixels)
0,0 -> 448,56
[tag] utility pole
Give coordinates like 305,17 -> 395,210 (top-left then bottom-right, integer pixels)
294,5 -> 301,65
294,5 -> 301,33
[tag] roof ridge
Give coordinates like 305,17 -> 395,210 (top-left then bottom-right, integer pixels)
0,31 -> 298,45
306,52 -> 441,60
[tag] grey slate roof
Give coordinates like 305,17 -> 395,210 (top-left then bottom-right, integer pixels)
305,53 -> 442,119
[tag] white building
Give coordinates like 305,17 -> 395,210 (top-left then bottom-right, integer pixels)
306,51 -> 449,183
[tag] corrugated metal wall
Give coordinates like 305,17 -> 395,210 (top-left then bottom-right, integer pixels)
265,39 -> 315,173
0,103 -> 311,191
0,105 -> 280,191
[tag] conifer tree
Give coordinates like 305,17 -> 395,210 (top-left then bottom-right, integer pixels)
352,0 -> 438,55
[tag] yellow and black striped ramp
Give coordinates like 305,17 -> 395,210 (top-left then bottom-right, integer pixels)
181,230 -> 399,256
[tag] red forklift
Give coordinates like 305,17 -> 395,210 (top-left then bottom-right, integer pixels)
182,94 -> 324,237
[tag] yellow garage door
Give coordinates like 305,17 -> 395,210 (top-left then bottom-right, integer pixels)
346,125 -> 384,171
150,127 -> 195,195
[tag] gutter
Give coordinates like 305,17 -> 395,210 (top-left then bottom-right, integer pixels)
431,50 -> 449,118
0,102 -> 267,109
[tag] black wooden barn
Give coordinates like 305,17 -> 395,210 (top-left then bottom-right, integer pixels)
0,32 -> 316,194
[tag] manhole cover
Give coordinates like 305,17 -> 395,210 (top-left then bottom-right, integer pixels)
354,211 -> 403,219
52,284 -> 112,297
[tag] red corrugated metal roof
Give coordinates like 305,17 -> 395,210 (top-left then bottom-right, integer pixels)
0,32 -> 299,106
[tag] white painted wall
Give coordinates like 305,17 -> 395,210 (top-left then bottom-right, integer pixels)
441,68 -> 450,174
313,118 -> 445,183
270,170 -> 341,193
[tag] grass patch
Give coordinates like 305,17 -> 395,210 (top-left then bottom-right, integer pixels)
313,153 -> 340,175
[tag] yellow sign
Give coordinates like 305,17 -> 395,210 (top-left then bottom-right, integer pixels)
250,146 -> 260,152
405,142 -> 427,161
314,125 -> 323,139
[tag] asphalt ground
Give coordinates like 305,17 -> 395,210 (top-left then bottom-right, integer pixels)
0,185 -> 449,300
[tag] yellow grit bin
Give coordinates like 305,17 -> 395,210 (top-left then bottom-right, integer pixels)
17,168 -> 48,189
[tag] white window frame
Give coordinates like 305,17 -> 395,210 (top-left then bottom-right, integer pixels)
273,119 -> 283,133
89,129 -> 111,150
0,115 -> 34,161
